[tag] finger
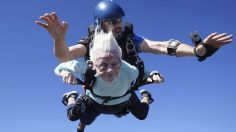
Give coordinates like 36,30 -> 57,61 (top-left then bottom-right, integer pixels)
212,39 -> 233,48
64,75 -> 71,84
66,77 -> 71,84
44,13 -> 49,16
62,21 -> 69,30
147,77 -> 152,82
72,78 -> 78,85
51,12 -> 58,20
40,16 -> 52,24
62,76 -> 67,83
212,33 -> 228,40
221,39 -> 233,45
69,76 -> 77,85
68,76 -> 73,84
155,76 -> 164,83
205,32 -> 218,40
216,34 -> 233,42
160,75 -> 165,83
35,21 -> 48,28
50,12 -> 59,23
47,13 -> 55,22
152,75 -> 159,82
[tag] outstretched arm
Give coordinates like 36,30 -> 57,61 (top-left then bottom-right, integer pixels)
139,32 -> 233,59
35,12 -> 86,62
140,39 -> 195,56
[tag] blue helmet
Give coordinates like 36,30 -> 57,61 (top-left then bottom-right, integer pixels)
94,0 -> 125,25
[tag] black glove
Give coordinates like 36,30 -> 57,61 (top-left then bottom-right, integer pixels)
190,31 -> 219,62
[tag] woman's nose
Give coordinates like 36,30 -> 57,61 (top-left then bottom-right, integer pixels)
106,65 -> 115,73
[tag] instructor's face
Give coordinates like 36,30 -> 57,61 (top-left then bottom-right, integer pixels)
101,18 -> 122,37
94,52 -> 121,82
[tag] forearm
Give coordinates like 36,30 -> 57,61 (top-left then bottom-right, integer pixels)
140,40 -> 167,54
53,37 -> 70,62
175,43 -> 195,57
141,31 -> 232,60
141,39 -> 195,57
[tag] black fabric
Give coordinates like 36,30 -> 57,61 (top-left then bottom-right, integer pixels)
190,31 -> 219,61
67,95 -> 100,125
167,47 -> 176,56
66,92 -> 149,125
128,91 -> 149,120
196,44 -> 219,61
190,32 -> 203,46
82,64 -> 96,90
91,99 -> 129,114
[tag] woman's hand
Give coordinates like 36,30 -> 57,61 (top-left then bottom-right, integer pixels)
60,70 -> 78,85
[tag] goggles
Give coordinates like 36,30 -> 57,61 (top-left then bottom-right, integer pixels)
102,18 -> 122,25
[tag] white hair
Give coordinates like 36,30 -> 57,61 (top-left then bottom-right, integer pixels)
89,30 -> 122,62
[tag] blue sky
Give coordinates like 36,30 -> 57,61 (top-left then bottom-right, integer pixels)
0,0 -> 235,132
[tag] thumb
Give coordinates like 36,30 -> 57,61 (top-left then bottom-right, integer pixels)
62,21 -> 69,31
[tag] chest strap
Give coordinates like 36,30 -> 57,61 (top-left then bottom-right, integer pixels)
89,89 -> 132,104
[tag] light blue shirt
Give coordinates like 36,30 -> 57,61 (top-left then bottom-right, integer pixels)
55,59 -> 139,105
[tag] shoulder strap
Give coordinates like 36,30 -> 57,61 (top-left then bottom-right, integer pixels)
88,24 -> 95,35
76,60 -> 96,90
83,24 -> 96,61
122,22 -> 145,91
123,22 -> 133,35
83,60 -> 96,90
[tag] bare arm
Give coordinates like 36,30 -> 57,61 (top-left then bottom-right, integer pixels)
53,40 -> 87,62
139,32 -> 233,58
35,12 -> 87,62
140,39 -> 195,57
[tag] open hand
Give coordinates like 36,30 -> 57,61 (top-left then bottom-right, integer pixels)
35,12 -> 68,40
60,70 -> 78,85
204,32 -> 233,48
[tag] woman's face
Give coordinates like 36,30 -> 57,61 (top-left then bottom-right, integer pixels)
94,52 -> 121,82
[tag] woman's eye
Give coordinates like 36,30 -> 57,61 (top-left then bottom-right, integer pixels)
100,63 -> 108,67
111,63 -> 118,67
99,63 -> 108,69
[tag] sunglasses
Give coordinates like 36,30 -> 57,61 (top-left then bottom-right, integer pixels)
102,18 -> 122,25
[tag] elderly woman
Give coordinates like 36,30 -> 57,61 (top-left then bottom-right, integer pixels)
55,31 -> 163,132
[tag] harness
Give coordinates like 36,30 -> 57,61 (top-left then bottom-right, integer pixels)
77,23 -> 151,104
76,60 -> 134,105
